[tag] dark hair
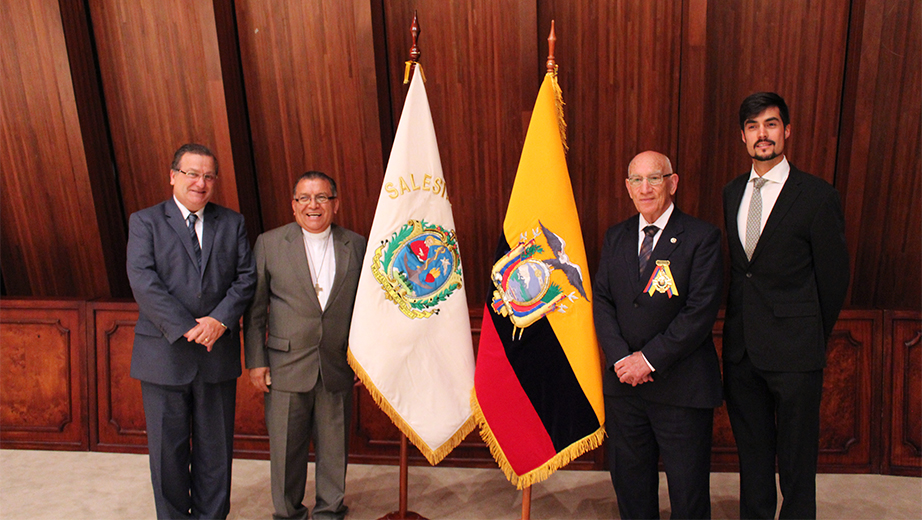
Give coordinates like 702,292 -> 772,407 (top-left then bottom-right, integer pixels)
292,171 -> 338,198
170,143 -> 217,172
739,92 -> 790,129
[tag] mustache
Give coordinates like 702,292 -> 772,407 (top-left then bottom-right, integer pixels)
756,139 -> 775,146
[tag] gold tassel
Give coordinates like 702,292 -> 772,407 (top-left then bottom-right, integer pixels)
549,65 -> 568,154
404,61 -> 427,84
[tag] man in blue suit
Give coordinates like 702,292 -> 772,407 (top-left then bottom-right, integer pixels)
594,151 -> 723,519
127,143 -> 256,519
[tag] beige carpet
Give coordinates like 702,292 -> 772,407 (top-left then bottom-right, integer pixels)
0,450 -> 919,519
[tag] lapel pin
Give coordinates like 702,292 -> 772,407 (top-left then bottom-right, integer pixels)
670,237 -> 677,243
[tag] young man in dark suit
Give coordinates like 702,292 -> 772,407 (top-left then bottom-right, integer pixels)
127,143 -> 256,518
723,92 -> 849,519
244,172 -> 366,520
594,151 -> 723,519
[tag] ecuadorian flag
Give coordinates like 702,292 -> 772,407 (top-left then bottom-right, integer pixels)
472,68 -> 605,489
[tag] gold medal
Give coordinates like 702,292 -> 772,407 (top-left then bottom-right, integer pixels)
644,260 -> 679,298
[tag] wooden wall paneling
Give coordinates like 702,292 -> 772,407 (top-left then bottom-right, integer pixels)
232,325 -> 270,459
211,0 -> 263,242
817,310 -> 880,472
0,299 -> 88,450
87,302 -> 271,457
0,0 -> 114,298
234,0 -> 384,236
679,0 -> 851,233
710,310 -> 881,473
89,0 -> 244,217
882,311 -> 922,476
88,301 -> 147,452
383,1 -> 538,309
57,0 -> 131,298
709,311 -> 737,471
541,1 -> 684,278
837,0 -> 922,310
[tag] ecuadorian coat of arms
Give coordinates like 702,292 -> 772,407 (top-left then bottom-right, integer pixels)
491,221 -> 589,338
372,219 -> 463,319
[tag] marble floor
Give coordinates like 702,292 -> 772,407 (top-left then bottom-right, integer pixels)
0,449 -> 919,519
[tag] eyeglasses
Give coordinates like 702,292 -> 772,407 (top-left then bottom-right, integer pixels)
627,173 -> 674,187
294,194 -> 336,204
175,169 -> 218,182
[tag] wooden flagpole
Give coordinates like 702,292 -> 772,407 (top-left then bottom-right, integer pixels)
379,13 -> 427,520
520,485 -> 532,520
517,23 -> 557,520
379,434 -> 425,520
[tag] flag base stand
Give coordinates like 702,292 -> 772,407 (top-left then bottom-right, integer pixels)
376,434 -> 428,520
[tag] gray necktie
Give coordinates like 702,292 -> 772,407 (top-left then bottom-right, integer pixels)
639,225 -> 658,277
187,213 -> 202,270
744,177 -> 768,260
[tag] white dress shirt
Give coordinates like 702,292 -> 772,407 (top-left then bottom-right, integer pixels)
737,156 -> 790,246
174,196 -> 203,248
302,226 -> 336,310
637,202 -> 675,254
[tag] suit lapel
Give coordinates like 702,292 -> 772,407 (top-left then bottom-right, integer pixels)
200,203 -> 218,276
619,215 -> 643,293
285,223 -> 323,312
726,175 -> 747,261
164,200 -> 200,272
326,225 -> 353,308
750,168 -> 804,263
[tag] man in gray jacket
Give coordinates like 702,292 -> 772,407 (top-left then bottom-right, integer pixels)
244,171 -> 366,520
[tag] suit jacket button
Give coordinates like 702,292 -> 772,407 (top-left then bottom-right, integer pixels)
746,272 -> 752,278
197,293 -> 202,298
633,302 -> 639,308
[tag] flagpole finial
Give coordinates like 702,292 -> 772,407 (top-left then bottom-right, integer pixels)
410,11 -> 421,62
546,20 -> 556,73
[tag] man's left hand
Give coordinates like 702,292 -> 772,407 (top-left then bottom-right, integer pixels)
614,352 -> 654,387
183,317 -> 226,352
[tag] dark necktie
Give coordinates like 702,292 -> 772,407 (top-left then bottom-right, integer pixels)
187,213 -> 202,270
639,225 -> 658,277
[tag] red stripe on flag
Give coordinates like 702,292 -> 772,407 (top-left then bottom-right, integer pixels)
475,304 -> 557,475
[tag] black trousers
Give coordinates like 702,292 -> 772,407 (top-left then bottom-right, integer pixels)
605,394 -> 714,519
141,378 -> 237,519
724,353 -> 824,519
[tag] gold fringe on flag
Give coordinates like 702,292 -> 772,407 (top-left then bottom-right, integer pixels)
548,65 -> 568,154
348,349 -> 475,465
471,388 -> 605,490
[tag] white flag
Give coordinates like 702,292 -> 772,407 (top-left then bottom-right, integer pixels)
348,68 -> 475,465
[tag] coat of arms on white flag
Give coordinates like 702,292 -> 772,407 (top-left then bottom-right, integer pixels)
348,67 -> 475,465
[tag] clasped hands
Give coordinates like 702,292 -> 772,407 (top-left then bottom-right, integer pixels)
614,351 -> 654,387
183,316 -> 226,352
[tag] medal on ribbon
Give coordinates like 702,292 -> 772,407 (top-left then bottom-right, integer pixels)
644,260 -> 679,298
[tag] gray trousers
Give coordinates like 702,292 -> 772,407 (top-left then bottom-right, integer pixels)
265,383 -> 352,520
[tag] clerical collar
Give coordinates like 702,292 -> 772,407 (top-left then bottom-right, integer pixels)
302,225 -> 332,241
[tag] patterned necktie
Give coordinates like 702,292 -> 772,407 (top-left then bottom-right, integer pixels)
639,225 -> 658,277
187,213 -> 202,270
744,177 -> 768,260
